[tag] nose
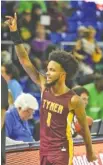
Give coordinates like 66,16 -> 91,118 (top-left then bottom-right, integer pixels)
46,70 -> 50,76
85,100 -> 88,106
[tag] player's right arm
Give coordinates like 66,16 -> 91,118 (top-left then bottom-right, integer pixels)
5,13 -> 46,90
15,44 -> 46,89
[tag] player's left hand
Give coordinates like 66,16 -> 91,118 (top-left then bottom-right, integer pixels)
86,151 -> 97,162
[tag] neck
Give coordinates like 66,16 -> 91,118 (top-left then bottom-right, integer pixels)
87,37 -> 94,41
4,77 -> 11,83
17,109 -> 23,120
51,81 -> 69,96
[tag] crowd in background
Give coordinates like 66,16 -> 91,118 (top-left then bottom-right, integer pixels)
1,1 -> 103,143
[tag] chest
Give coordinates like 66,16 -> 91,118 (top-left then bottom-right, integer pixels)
82,39 -> 95,54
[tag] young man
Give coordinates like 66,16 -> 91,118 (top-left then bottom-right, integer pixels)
73,86 -> 93,135
73,86 -> 89,108
5,13 -> 96,165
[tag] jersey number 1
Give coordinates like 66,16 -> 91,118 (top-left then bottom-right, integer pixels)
47,112 -> 52,127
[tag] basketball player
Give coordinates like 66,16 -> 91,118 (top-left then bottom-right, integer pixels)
5,13 -> 96,165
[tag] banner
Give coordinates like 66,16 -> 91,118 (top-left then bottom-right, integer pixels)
73,143 -> 103,165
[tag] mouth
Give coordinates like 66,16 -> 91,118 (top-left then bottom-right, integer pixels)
46,77 -> 51,81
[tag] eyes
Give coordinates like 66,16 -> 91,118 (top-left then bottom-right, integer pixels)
26,110 -> 33,116
47,68 -> 56,72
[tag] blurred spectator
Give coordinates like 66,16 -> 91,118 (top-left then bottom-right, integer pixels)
1,51 -> 12,64
30,25 -> 51,70
19,10 -> 33,42
17,1 -> 46,15
31,4 -> 42,37
73,86 -> 89,108
5,93 -> 38,142
77,26 -> 87,39
1,63 -> 23,102
56,1 -> 77,17
17,1 -> 34,14
84,75 -> 103,120
46,1 -> 68,32
72,86 -> 93,137
74,26 -> 102,66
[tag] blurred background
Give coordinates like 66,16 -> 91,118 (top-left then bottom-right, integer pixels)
1,0 -> 103,144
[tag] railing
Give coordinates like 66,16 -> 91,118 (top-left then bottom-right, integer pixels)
1,41 -> 103,58
60,41 -> 103,49
1,40 -> 13,54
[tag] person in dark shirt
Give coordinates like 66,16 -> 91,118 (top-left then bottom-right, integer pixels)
5,13 -> 97,165
1,76 -> 8,165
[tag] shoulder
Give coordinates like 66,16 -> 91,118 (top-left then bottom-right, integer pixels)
9,79 -> 21,86
41,87 -> 48,97
6,107 -> 15,117
9,80 -> 22,90
70,95 -> 83,110
1,76 -> 7,85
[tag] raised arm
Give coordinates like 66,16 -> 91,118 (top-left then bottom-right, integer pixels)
5,13 -> 46,90
70,95 -> 97,163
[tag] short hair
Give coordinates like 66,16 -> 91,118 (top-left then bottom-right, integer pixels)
2,63 -> 20,80
1,51 -> 12,64
73,86 -> 89,96
14,93 -> 38,111
49,50 -> 79,80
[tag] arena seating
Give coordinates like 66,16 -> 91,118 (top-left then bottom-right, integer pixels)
91,119 -> 102,136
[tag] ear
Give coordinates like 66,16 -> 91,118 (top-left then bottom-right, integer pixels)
60,72 -> 66,79
18,107 -> 22,111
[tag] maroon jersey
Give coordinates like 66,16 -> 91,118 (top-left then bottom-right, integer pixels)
40,88 -> 75,155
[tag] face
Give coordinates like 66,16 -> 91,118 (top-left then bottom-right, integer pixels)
89,29 -> 96,38
80,93 -> 89,108
35,8 -> 42,15
1,66 -> 8,81
19,108 -> 34,120
45,61 -> 65,87
24,14 -> 31,22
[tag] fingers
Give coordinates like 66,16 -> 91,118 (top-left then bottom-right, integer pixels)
5,13 -> 17,21
4,20 -> 10,26
14,13 -> 17,20
5,16 -> 13,19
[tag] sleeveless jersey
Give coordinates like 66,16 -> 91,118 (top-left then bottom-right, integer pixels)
40,88 -> 75,155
